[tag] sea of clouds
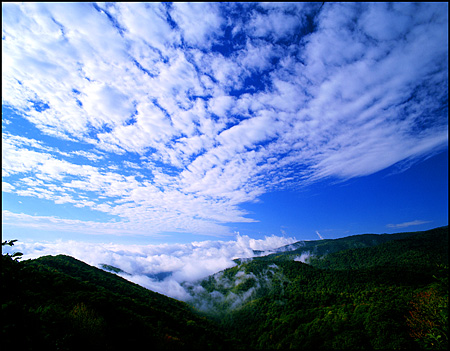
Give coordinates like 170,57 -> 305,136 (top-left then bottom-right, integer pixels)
6,234 -> 297,301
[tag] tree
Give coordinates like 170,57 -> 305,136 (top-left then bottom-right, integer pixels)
407,287 -> 448,349
2,239 -> 23,261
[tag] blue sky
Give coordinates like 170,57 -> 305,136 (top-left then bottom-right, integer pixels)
2,2 -> 448,250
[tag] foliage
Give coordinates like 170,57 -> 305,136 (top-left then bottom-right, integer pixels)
2,226 -> 448,350
308,226 -> 448,270
407,282 -> 449,349
188,226 -> 449,350
2,239 -> 23,261
1,251 -> 239,350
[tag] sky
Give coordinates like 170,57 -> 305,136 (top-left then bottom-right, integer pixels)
1,3 -> 448,296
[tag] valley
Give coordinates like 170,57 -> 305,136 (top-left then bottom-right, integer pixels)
2,226 -> 448,350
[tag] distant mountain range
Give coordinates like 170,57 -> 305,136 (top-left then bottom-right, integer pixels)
249,229 -> 425,261
2,226 -> 448,350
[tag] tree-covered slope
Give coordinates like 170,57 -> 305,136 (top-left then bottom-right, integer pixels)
308,226 -> 448,270
187,226 -> 449,350
2,253 -> 239,350
2,227 -> 448,350
257,227 -> 438,264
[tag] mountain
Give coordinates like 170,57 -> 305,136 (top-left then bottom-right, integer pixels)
2,226 -> 448,350
185,226 -> 448,350
100,263 -> 130,275
100,263 -> 173,281
2,253 -> 239,350
249,228 -> 434,264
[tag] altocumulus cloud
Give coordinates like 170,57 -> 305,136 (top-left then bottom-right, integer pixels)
2,3 -> 448,237
6,235 -> 297,300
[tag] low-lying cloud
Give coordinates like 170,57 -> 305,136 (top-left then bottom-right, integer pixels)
294,251 -> 313,263
184,261 -> 290,313
6,234 -> 297,301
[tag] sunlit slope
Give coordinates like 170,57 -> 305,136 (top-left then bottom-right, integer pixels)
191,226 -> 448,310
187,226 -> 448,350
308,225 -> 448,270
258,227 -> 442,262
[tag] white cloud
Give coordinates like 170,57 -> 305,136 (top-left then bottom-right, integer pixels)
3,132 -> 255,235
294,252 -> 312,263
247,6 -> 303,42
70,150 -> 104,162
9,234 -> 298,300
170,2 -> 224,48
360,3 -> 414,42
81,82 -> 135,128
2,181 -> 15,193
2,210 -> 146,236
2,3 -> 448,237
386,220 -> 432,229
112,2 -> 179,52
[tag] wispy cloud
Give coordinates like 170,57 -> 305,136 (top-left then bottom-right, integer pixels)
2,3 -> 448,237
315,231 -> 324,240
386,220 -> 432,229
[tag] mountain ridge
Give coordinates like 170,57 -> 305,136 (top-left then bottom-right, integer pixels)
2,225 -> 448,350
186,226 -> 448,349
2,251 -> 239,350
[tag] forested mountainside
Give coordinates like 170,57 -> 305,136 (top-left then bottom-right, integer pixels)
250,228 -> 432,262
1,252 -> 238,350
186,226 -> 448,350
2,226 -> 448,350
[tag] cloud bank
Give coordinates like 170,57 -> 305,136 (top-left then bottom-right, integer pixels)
5,234 -> 297,300
2,3 -> 448,237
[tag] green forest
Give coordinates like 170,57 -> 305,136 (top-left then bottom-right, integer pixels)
1,243 -> 237,350
2,226 -> 448,350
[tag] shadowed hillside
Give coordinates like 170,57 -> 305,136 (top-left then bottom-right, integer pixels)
2,251 -> 239,350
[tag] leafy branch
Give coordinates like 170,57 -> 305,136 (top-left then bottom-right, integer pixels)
2,239 -> 23,261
